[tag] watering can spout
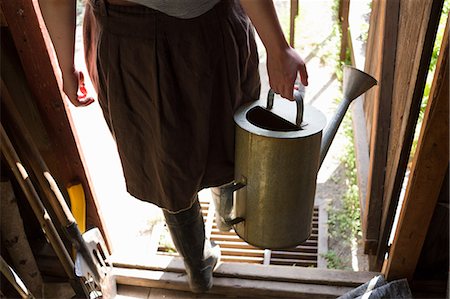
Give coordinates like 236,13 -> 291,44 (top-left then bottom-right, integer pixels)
319,66 -> 377,167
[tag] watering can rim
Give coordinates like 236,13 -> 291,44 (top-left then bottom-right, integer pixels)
234,99 -> 326,139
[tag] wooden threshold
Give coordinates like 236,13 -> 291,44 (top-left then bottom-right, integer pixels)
114,255 -> 379,298
113,261 -> 379,298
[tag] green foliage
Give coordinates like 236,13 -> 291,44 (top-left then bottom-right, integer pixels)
330,0 -> 354,81
322,251 -> 348,270
330,113 -> 362,240
327,0 -> 362,249
421,1 -> 449,111
430,0 -> 450,72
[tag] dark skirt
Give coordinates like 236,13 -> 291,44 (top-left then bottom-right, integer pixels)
83,0 -> 261,212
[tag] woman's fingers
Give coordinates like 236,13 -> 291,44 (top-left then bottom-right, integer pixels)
76,71 -> 95,106
298,62 -> 309,87
267,47 -> 308,101
63,70 -> 94,107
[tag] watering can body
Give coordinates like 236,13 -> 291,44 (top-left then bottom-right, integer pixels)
223,66 -> 377,250
233,100 -> 326,249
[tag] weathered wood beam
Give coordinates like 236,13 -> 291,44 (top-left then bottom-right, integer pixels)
362,0 -> 400,257
346,2 -> 370,225
113,257 -> 379,288
382,16 -> 449,281
0,0 -> 111,250
289,0 -> 298,47
113,261 -> 379,298
376,0 -> 445,270
115,268 -> 352,298
339,0 -> 350,62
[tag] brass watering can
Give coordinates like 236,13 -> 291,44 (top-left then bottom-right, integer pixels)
219,66 -> 377,249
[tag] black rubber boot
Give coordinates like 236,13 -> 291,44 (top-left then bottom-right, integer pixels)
211,184 -> 234,232
163,200 -> 221,293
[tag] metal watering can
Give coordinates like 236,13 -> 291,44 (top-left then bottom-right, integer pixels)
219,66 -> 377,249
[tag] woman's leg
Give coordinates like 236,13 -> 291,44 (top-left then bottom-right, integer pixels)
163,199 -> 220,293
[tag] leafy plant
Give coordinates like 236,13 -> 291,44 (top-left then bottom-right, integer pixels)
322,250 -> 348,270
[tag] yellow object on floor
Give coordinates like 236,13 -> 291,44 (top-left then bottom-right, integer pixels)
67,183 -> 86,233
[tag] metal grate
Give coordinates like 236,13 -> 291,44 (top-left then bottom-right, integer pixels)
157,197 -> 319,267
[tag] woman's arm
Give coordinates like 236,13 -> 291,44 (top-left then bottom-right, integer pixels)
239,0 -> 308,100
38,0 -> 93,106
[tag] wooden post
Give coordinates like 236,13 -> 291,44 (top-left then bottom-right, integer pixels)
382,18 -> 449,281
339,0 -> 350,62
375,0 -> 444,270
289,0 -> 298,47
0,0 -> 111,251
362,0 -> 400,259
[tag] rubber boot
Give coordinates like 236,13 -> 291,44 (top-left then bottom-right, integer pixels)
163,200 -> 221,293
211,184 -> 233,232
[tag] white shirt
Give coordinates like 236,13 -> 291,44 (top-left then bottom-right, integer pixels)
126,0 -> 221,19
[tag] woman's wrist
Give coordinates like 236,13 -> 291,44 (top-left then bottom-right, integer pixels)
266,41 -> 291,58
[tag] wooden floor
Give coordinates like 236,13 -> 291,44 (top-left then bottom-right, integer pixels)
154,198 -> 321,268
116,285 -> 238,298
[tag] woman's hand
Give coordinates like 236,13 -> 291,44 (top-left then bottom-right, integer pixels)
62,69 -> 95,107
38,0 -> 92,107
266,46 -> 308,100
238,0 -> 309,101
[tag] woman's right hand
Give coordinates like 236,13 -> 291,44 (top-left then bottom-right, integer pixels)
63,69 -> 95,107
266,46 -> 308,101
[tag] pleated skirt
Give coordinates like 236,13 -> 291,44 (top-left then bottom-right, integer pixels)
83,0 -> 261,212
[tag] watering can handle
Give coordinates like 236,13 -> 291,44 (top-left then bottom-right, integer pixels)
266,88 -> 304,127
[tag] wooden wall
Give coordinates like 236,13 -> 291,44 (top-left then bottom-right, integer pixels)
360,0 -> 446,272
361,0 -> 400,256
0,0 -> 110,249
383,16 -> 449,290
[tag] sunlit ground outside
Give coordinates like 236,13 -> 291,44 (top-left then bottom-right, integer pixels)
67,0 -> 371,269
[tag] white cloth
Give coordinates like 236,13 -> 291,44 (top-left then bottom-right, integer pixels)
124,0 -> 221,18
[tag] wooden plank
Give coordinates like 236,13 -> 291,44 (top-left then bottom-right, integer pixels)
0,0 -> 110,250
412,178 -> 449,281
289,0 -> 298,47
270,251 -> 317,260
114,267 -> 357,299
362,0 -> 380,138
214,241 -> 317,253
362,0 -> 400,257
283,246 -> 318,253
270,260 -> 317,267
220,256 -> 264,264
339,0 -> 350,61
376,0 -> 445,270
220,248 -> 265,257
210,234 -> 242,242
213,241 -> 261,250
352,99 -> 370,217
382,17 -> 449,281
348,1 -> 371,224
317,202 -> 328,268
148,287 -> 230,299
113,257 -> 379,288
204,197 -> 215,239
116,285 -> 150,299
